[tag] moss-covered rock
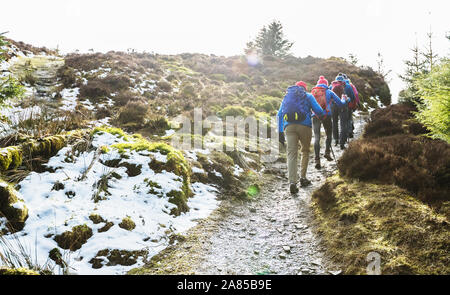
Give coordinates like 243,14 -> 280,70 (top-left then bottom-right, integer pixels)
49,248 -> 65,267
89,213 -> 106,224
89,249 -> 147,269
0,180 -> 28,231
119,216 -> 136,231
98,221 -> 114,233
196,151 -> 238,190
20,134 -> 67,159
0,146 -> 23,171
54,224 -> 93,251
0,267 -> 39,275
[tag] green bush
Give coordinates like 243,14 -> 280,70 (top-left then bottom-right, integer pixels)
414,59 -> 450,143
217,105 -> 248,118
118,101 -> 149,128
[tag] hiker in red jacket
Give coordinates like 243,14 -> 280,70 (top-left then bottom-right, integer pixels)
311,76 -> 349,169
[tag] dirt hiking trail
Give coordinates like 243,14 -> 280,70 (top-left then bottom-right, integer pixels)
134,112 -> 368,275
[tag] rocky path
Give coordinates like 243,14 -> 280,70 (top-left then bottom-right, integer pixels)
134,112 -> 367,275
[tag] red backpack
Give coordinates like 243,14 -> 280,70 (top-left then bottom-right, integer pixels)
311,87 -> 331,115
331,81 -> 345,98
348,84 -> 360,110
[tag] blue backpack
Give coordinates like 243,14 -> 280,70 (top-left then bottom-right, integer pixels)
280,86 -> 309,123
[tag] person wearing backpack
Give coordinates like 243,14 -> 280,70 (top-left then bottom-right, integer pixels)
347,78 -> 359,138
278,81 -> 326,194
311,76 -> 349,169
335,74 -> 355,150
330,76 -> 346,147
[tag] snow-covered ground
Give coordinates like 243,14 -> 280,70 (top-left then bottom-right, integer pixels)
3,130 -> 220,274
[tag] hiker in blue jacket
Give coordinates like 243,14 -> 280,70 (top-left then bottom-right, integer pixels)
277,81 -> 325,194
311,76 -> 350,170
336,74 -> 355,150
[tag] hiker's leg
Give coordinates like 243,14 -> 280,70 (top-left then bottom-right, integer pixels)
348,109 -> 354,138
298,125 -> 312,179
312,117 -> 321,162
285,125 -> 299,184
323,116 -> 333,155
339,108 -> 348,146
331,104 -> 339,144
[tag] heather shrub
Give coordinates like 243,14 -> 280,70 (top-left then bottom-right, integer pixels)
338,134 -> 450,205
117,101 -> 149,128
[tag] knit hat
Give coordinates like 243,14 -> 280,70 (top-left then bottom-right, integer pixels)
296,81 -> 308,91
335,75 -> 345,82
317,76 -> 328,86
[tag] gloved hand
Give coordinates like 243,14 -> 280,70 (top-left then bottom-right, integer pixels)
279,132 -> 285,146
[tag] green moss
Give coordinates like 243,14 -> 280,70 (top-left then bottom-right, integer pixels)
92,126 -> 130,140
167,190 -> 189,216
0,180 -> 28,231
20,134 -> 67,159
311,174 -> 450,275
100,145 -> 110,154
0,267 -> 39,275
0,146 -> 23,171
112,139 -> 192,205
54,224 -> 93,251
89,213 -> 106,224
217,105 -> 248,118
90,249 -> 147,269
49,248 -> 65,267
119,216 -> 136,231
98,221 -> 114,233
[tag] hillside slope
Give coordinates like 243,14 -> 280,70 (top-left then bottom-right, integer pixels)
312,103 -> 450,274
0,38 -> 391,274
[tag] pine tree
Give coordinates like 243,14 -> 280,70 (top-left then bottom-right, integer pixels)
376,52 -> 392,82
348,53 -> 358,66
422,28 -> 438,72
399,37 -> 426,87
245,21 -> 293,58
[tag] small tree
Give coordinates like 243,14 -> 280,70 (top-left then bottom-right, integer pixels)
0,33 -> 24,106
245,20 -> 293,58
398,37 -> 427,103
376,52 -> 392,82
348,53 -> 359,66
414,59 -> 450,143
422,28 -> 439,72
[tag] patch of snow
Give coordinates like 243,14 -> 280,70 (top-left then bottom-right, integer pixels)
233,165 -> 244,176
60,88 -> 79,111
3,131 -> 220,275
192,167 -> 205,174
164,129 -> 175,137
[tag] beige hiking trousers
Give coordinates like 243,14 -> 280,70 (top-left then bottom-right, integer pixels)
285,124 -> 312,184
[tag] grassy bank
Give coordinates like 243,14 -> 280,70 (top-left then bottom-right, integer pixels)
312,104 -> 450,274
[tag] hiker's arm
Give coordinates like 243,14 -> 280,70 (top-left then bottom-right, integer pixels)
329,90 -> 347,107
309,94 -> 325,117
277,103 -> 284,133
345,84 -> 355,101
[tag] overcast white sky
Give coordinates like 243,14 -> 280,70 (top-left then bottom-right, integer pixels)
2,0 -> 449,101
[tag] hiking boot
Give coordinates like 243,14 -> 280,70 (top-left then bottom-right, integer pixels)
290,183 -> 299,194
340,144 -> 346,150
324,153 -> 333,161
315,158 -> 321,169
300,178 -> 312,187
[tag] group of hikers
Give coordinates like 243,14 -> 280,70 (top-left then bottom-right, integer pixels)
277,73 -> 360,194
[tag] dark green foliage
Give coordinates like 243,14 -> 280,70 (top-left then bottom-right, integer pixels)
246,20 -> 293,57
